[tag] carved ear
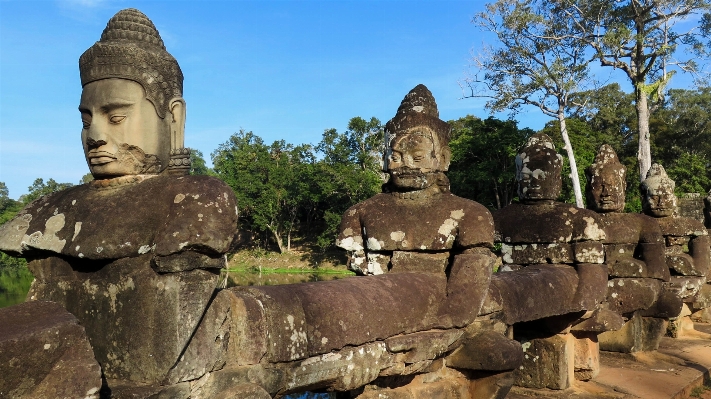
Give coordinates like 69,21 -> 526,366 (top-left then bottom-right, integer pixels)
168,97 -> 186,150
440,146 -> 451,172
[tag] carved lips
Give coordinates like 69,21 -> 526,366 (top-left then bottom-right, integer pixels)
88,151 -> 117,166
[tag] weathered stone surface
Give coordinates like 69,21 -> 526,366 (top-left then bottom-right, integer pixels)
598,313 -> 667,352
385,330 -> 462,364
183,366 -> 284,398
223,272 -> 448,363
107,381 -> 191,399
446,330 -> 523,371
667,304 -> 695,338
489,264 -> 581,324
494,203 -> 606,246
284,342 -> 389,393
27,255 -> 219,383
692,283 -> 711,308
573,241 -> 605,264
390,251 -> 449,274
468,371 -> 515,399
573,263 -> 608,310
439,250 -> 494,326
0,175 -> 238,263
357,375 -> 471,399
167,288 -> 233,383
678,193 -> 705,223
572,332 -> 599,381
667,276 -> 706,299
638,283 -> 683,318
500,242 -> 572,265
570,309 -> 625,332
0,301 -> 101,399
514,333 -> 575,390
604,278 -> 662,315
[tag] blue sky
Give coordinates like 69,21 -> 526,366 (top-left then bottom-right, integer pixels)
0,0 -> 701,199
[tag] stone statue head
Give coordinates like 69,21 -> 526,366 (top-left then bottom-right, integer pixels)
640,163 -> 677,218
78,8 -> 189,179
515,133 -> 562,203
383,84 -> 451,191
585,144 -> 626,213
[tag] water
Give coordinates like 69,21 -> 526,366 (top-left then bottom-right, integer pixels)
0,265 -> 33,308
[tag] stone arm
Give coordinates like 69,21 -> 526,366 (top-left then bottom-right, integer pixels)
571,213 -> 607,264
150,180 -> 239,272
335,206 -> 369,275
688,234 -> 711,277
637,216 -> 670,281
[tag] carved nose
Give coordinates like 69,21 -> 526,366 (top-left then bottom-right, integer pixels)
86,137 -> 107,150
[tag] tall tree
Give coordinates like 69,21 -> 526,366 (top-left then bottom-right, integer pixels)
561,0 -> 711,181
19,178 -> 73,205
448,116 -> 533,209
464,0 -> 596,207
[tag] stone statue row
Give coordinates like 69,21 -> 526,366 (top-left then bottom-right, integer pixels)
2,8 -> 711,399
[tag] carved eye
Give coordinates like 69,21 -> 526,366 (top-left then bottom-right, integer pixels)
109,115 -> 126,124
81,114 -> 91,129
390,153 -> 401,163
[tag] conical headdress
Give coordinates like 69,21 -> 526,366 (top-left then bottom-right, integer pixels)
79,8 -> 183,118
585,144 -> 626,184
641,163 -> 675,193
384,84 -> 451,154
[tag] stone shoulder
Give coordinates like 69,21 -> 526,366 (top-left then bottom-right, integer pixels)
0,175 -> 238,260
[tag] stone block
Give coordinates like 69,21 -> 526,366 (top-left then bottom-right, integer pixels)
390,251 -> 449,274
604,278 -> 661,315
638,283 -> 683,318
571,309 -> 624,333
598,312 -> 667,353
513,333 -> 575,390
284,342 -> 389,392
500,243 -> 572,265
692,283 -> 711,308
573,241 -> 605,264
666,253 -> 704,276
385,330 -> 462,364
489,264 -> 579,324
572,332 -> 599,381
573,262 -> 608,309
446,330 -> 522,371
691,307 -> 711,323
27,255 -> 219,383
224,272 -> 448,363
467,371 -> 515,399
667,276 -> 705,300
0,301 -> 102,399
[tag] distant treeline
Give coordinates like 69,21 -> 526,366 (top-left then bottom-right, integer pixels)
1,84 -> 710,255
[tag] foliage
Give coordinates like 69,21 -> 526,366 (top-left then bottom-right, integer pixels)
559,0 -> 711,181
189,148 -> 213,176
212,121 -> 381,254
448,115 -> 533,209
466,0 -> 597,206
0,182 -> 22,225
19,178 -> 73,205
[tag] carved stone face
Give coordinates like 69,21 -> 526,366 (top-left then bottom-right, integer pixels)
588,169 -> 625,213
79,78 -> 170,178
642,182 -> 677,218
517,156 -> 561,202
387,132 -> 444,190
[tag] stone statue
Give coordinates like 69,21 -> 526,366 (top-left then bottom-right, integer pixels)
336,84 -> 494,278
491,133 -> 610,389
0,9 -> 238,391
641,164 -> 709,278
585,145 -> 669,282
585,145 -> 677,353
640,163 -> 710,338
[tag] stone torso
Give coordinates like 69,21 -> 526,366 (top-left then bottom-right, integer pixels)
493,202 -> 606,265
338,191 -> 493,251
0,175 -> 238,383
0,175 -> 237,264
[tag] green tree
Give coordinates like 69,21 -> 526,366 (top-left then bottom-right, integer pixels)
562,0 -> 711,181
448,116 -> 533,209
19,178 -> 73,205
465,0 -> 597,207
189,148 -> 213,176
